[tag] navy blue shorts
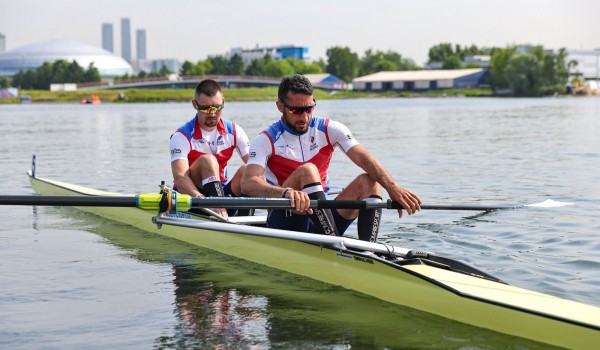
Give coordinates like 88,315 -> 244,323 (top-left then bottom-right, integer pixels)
267,208 -> 355,236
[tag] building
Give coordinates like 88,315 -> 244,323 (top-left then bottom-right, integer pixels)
136,29 -> 146,60
463,55 -> 490,68
137,58 -> 181,74
303,74 -> 347,90
0,33 -> 5,53
101,23 -> 113,53
352,69 -> 488,91
0,39 -> 134,79
566,49 -> 600,80
426,55 -> 490,70
227,44 -> 309,65
121,18 -> 131,62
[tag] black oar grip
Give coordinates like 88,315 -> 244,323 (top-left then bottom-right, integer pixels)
315,200 -> 370,209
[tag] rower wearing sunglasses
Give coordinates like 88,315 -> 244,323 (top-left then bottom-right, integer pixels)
170,79 -> 250,218
242,74 -> 421,242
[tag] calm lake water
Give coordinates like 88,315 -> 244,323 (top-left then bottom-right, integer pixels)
1,97 -> 599,349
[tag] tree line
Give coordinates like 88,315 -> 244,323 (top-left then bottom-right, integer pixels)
10,60 -> 101,90
174,43 -> 568,96
5,42 -> 571,97
175,48 -> 420,84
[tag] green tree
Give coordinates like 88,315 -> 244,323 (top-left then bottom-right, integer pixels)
490,45 -> 568,96
314,58 -> 327,72
399,57 -> 420,71
288,58 -> 323,74
264,59 -> 295,77
245,58 -> 267,76
0,77 -> 9,88
489,47 -> 516,91
326,46 -> 360,82
428,43 -> 491,69
10,60 -> 100,89
158,65 -> 172,76
180,61 -> 195,75
206,55 -> 229,74
541,48 -> 568,93
83,63 -> 101,82
428,43 -> 454,62
180,59 -> 211,76
442,55 -> 463,69
360,49 -> 421,76
227,54 -> 245,75
505,53 -> 544,96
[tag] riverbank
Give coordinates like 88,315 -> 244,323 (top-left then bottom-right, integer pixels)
0,87 -> 494,104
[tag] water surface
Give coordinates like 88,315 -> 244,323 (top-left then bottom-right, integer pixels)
1,97 -> 599,349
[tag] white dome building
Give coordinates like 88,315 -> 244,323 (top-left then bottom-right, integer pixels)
0,39 -> 134,78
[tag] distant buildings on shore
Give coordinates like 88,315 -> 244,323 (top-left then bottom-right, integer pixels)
101,23 -> 113,53
1,22 -> 599,92
0,33 -> 6,53
227,45 -> 310,65
120,18 -> 131,62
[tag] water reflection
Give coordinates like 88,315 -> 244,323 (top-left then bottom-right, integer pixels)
76,211 -> 551,349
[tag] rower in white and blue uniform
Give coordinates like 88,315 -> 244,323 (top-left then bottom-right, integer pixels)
242,74 -> 422,242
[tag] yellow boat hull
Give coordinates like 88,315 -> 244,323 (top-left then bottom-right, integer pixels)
29,173 -> 600,349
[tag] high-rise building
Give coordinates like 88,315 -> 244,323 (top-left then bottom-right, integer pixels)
0,33 -> 6,53
101,23 -> 113,53
136,29 -> 146,60
121,18 -> 131,62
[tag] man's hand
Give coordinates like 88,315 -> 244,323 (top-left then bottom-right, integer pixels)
283,188 -> 313,215
389,185 -> 422,218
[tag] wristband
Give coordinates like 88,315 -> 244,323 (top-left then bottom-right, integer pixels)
281,187 -> 292,198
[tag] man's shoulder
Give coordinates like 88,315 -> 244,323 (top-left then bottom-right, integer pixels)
262,119 -> 284,138
176,116 -> 197,134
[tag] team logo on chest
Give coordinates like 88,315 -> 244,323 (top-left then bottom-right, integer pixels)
309,135 -> 318,151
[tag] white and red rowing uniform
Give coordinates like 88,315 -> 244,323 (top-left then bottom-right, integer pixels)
170,115 -> 250,183
247,116 -> 359,191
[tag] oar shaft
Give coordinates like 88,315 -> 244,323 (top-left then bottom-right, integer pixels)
0,195 -> 138,207
419,203 -> 523,210
0,195 -> 522,211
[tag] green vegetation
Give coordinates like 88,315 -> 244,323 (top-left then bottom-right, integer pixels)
489,46 -> 568,96
1,86 -> 492,104
427,43 -> 491,69
10,60 -> 101,90
1,42 -> 571,99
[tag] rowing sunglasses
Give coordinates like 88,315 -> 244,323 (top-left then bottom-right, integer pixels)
195,102 -> 225,114
281,99 -> 317,115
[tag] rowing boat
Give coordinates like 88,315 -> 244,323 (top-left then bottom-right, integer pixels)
20,170 -> 600,348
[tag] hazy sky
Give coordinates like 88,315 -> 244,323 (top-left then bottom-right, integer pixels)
1,0 -> 598,65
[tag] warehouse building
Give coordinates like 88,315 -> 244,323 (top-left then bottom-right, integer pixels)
352,68 -> 488,91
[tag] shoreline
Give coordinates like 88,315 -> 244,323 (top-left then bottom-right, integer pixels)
0,87 -> 495,104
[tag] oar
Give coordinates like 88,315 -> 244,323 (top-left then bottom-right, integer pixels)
0,194 -> 573,211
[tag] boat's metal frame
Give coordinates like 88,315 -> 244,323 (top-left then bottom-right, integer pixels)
27,170 -> 600,349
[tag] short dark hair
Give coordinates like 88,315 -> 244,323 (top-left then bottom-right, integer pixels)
195,79 -> 222,99
278,74 -> 313,102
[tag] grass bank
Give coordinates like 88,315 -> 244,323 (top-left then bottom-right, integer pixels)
0,87 -> 493,104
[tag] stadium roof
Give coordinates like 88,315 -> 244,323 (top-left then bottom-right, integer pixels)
0,39 -> 134,78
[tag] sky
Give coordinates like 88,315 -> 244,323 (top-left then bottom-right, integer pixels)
1,0 -> 599,66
